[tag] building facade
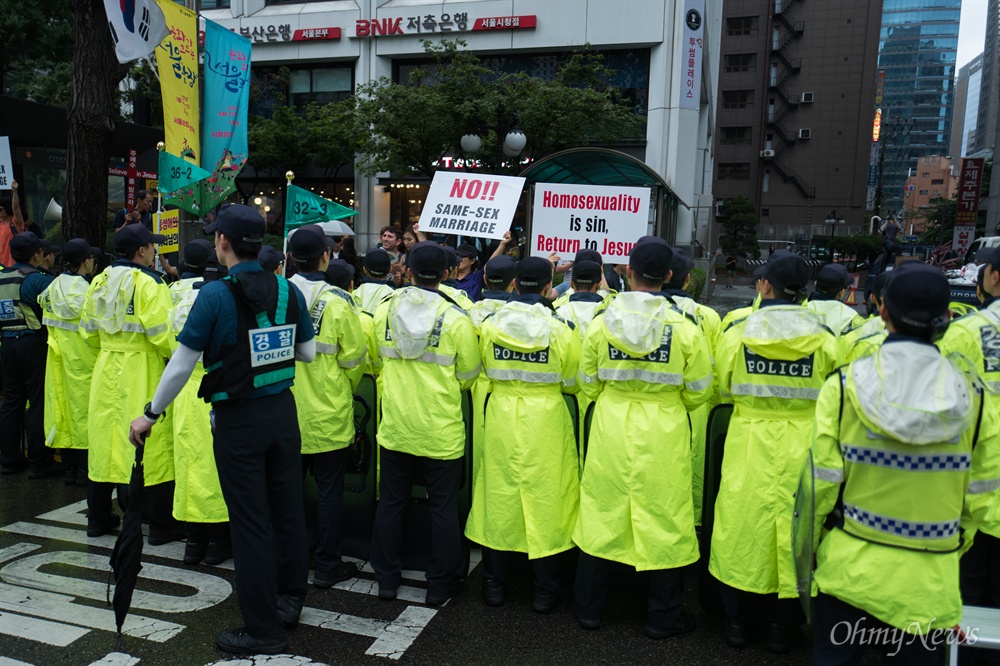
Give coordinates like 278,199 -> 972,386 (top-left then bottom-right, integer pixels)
876,0 -> 961,214
951,54 -> 983,159
902,154 -> 957,233
711,0 -> 882,256
203,0 -> 722,254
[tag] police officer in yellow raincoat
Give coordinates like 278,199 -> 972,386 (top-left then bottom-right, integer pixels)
288,226 -> 368,588
353,248 -> 396,315
371,242 -> 481,606
938,247 -> 1000,625
812,263 -> 999,664
554,260 -> 609,337
709,252 -> 839,652
720,263 -> 766,331
573,240 -> 713,639
81,225 -> 176,540
169,239 -> 215,305
168,256 -> 232,566
839,272 -> 890,363
468,256 -> 516,332
38,238 -> 101,486
465,257 -> 581,613
805,263 -> 865,336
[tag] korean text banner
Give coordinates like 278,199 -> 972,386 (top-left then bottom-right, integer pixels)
154,0 -> 199,165
680,0 -> 704,111
154,210 -> 180,253
285,184 -> 358,231
531,183 -> 651,263
202,20 -> 251,204
417,172 -> 525,240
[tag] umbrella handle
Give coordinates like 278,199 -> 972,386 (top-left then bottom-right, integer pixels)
135,445 -> 145,465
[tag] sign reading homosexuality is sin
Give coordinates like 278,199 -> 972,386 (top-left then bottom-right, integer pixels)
417,171 -> 525,240
531,183 -> 651,262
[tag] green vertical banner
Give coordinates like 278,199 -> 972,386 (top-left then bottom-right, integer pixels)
285,184 -> 358,232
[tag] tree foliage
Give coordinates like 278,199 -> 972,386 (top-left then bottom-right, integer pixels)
828,233 -> 882,263
0,0 -> 74,106
718,196 -> 760,259
352,39 -> 644,178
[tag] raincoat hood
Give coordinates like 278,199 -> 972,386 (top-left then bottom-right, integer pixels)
38,274 -> 88,320
741,304 -> 829,361
290,273 -> 331,311
388,286 -> 448,359
88,265 -> 137,334
851,341 -> 974,445
489,300 -> 558,353
601,291 -> 676,356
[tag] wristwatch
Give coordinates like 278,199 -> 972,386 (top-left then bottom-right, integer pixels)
143,402 -> 161,423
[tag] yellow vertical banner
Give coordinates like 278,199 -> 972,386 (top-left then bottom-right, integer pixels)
155,0 -> 200,165
154,210 -> 180,253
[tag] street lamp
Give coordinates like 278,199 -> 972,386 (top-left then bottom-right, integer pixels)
460,102 -> 527,173
825,210 -> 845,260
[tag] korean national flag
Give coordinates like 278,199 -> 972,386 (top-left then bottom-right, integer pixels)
103,0 -> 170,64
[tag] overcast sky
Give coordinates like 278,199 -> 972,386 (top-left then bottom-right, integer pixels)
957,0 -> 989,69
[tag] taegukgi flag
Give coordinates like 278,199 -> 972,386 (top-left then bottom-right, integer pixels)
102,0 -> 170,64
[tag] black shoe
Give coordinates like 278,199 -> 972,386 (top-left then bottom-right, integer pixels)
532,589 -> 561,614
64,469 -> 77,485
86,513 -> 120,537
204,540 -> 233,565
276,594 -> 303,628
378,585 -> 398,601
183,541 -> 207,565
482,579 -> 504,607
766,622 -> 792,654
148,526 -> 183,546
1,460 -> 28,475
215,627 -> 287,655
725,617 -> 748,648
425,581 -> 460,607
28,461 -> 63,479
573,606 -> 601,630
75,469 -> 89,487
646,612 -> 696,640
313,561 -> 357,588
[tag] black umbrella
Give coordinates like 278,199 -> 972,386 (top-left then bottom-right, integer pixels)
107,446 -> 145,633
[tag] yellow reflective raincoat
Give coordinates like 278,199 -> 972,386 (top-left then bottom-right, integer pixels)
938,299 -> 1000,540
465,297 -> 581,558
353,280 -> 395,315
438,283 -> 475,311
39,274 -> 99,450
169,277 -> 202,305
573,292 -> 714,570
709,302 -> 839,598
374,286 -> 481,459
805,294 -> 865,336
839,315 -> 887,363
81,262 -> 174,485
168,282 -> 228,523
291,274 -> 367,453
720,293 -> 761,332
812,339 -> 998,630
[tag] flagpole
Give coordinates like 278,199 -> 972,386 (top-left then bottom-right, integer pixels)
156,141 -> 165,274
283,170 -> 295,278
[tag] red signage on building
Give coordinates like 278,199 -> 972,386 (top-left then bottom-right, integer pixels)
472,16 -> 537,30
955,158 -> 985,227
292,27 -> 341,41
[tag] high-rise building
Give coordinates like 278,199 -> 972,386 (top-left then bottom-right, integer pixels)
971,0 -> 999,156
951,54 -> 983,159
876,0 -> 961,214
712,0 -> 882,253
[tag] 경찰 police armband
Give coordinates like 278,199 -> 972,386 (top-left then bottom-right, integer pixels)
249,324 -> 297,367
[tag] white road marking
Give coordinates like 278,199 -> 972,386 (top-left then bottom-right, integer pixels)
0,656 -> 36,666
88,653 -> 140,666
207,657 -> 328,666
1,551 -> 231,613
0,611 -> 90,646
365,606 -> 438,660
0,582 -> 184,642
35,499 -> 88,526
0,544 -> 40,565
328,577 -> 427,604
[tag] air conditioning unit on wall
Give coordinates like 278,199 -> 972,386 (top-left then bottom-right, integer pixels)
798,128 -> 812,139
760,149 -> 775,158
800,92 -> 814,103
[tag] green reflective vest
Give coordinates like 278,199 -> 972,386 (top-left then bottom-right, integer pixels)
0,266 -> 41,331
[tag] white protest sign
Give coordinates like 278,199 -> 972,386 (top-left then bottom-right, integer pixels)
418,171 -> 525,240
0,137 -> 13,190
531,183 -> 651,262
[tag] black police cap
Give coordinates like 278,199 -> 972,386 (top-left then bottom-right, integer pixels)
669,247 -> 694,281
114,224 -> 166,255
816,263 -> 853,292
629,242 -> 673,282
572,260 -> 603,285
182,239 -> 214,272
407,242 -> 449,280
325,259 -> 356,290
516,256 -> 553,287
288,225 -> 328,262
574,248 -> 603,266
764,254 -> 810,299
204,203 -> 265,243
257,245 -> 283,272
62,238 -> 101,265
456,243 -> 478,260
883,263 -> 950,330
364,249 -> 392,277
484,255 -> 516,286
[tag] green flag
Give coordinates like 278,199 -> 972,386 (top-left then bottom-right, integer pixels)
158,151 -> 211,194
285,184 -> 358,230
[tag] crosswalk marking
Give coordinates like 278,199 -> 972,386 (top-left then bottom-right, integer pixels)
0,611 -> 90,646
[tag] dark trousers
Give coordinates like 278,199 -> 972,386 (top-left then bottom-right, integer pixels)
213,391 -> 308,640
574,552 -> 685,631
60,449 -> 87,471
0,334 -> 50,467
87,481 -> 119,521
960,532 -> 1000,666
371,447 -> 463,597
718,579 -> 804,626
813,592 -> 945,665
303,447 -> 349,575
187,521 -> 231,544
483,548 -> 560,594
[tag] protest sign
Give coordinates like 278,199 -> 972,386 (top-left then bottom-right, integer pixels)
154,210 -> 180,253
418,172 -> 525,240
0,137 -> 13,190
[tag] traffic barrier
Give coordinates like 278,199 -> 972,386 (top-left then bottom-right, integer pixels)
845,273 -> 860,305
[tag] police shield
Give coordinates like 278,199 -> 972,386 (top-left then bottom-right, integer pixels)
792,449 -> 816,623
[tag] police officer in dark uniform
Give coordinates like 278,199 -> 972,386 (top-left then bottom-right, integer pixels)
0,232 -> 60,477
130,204 -> 316,655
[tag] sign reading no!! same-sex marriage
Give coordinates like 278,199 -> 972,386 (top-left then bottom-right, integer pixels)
531,183 -> 651,262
